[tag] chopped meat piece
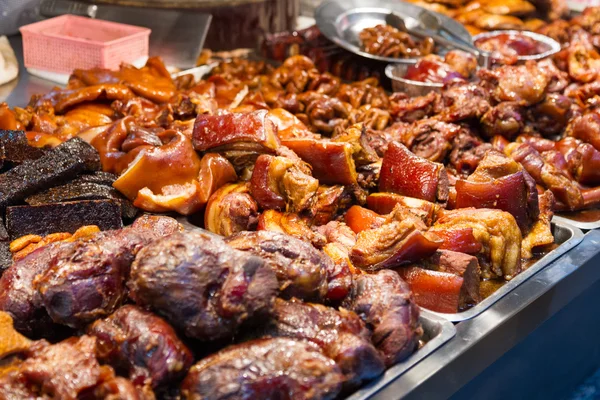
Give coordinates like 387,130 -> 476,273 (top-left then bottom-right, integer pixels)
379,141 -> 449,204
257,209 -> 327,249
478,61 -> 549,105
128,231 -> 278,341
87,305 -> 193,389
526,93 -> 572,136
204,183 -> 259,237
432,208 -> 522,280
256,299 -> 384,389
0,336 -> 105,399
350,205 -> 441,271
181,338 -> 343,400
401,119 -> 462,162
389,92 -> 439,123
342,269 -> 422,366
522,191 -> 555,259
225,230 -> 330,301
481,102 -> 525,140
436,83 -> 490,122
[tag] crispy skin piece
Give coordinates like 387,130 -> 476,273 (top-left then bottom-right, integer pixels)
257,299 -> 385,389
350,205 -> 441,271
226,231 -> 330,301
88,305 -> 193,389
181,338 -> 343,400
432,208 -> 522,280
0,138 -> 100,208
128,231 -> 278,341
342,270 -> 422,366
193,109 -> 280,153
379,141 -> 449,204
34,227 -> 157,328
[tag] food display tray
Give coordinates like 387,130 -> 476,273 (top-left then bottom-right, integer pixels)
346,309 -> 456,400
426,221 -> 584,322
553,214 -> 600,231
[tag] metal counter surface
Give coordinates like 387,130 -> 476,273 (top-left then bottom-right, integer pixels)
3,34 -> 600,400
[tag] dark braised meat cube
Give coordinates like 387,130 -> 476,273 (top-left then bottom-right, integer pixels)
0,137 -> 100,208
257,299 -> 385,389
0,217 -> 9,272
128,231 -> 278,341
88,305 -> 193,389
180,338 -> 344,400
34,227 -> 157,328
225,230 -> 329,301
0,130 -> 45,166
6,200 -> 122,239
342,269 -> 423,366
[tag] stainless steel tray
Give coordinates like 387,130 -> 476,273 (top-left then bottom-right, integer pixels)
426,221 -> 584,322
553,214 -> 600,231
346,309 -> 456,400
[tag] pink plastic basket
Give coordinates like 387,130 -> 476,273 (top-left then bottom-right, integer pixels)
20,15 -> 151,74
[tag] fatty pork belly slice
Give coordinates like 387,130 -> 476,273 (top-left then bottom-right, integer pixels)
454,149 -> 539,233
379,141 -> 449,205
225,230 -> 330,301
192,109 -> 281,173
349,204 -> 442,271
128,231 -> 278,342
88,305 -> 193,389
254,299 -> 385,390
181,338 -> 344,400
430,208 -> 522,280
342,269 -> 423,367
398,250 -> 482,313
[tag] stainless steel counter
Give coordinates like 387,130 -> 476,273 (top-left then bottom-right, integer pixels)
3,33 -> 600,400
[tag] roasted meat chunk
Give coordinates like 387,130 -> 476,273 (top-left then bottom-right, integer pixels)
257,209 -> 327,248
256,299 -> 385,389
225,230 -> 330,301
87,305 -> 193,389
204,183 -> 259,236
400,119 -> 461,162
128,231 -> 278,341
342,270 -> 422,366
478,61 -> 549,105
180,338 -> 343,400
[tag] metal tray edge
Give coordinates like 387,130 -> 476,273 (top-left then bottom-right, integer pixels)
424,221 -> 584,322
345,309 -> 456,400
552,214 -> 600,231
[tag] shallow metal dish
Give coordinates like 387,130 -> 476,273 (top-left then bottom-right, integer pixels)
553,213 -> 600,231
346,309 -> 456,400
426,221 -> 584,322
473,30 -> 561,63
385,63 -> 443,97
315,0 -> 472,64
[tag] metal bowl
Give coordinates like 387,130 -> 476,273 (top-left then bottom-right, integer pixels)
315,0 -> 471,64
385,63 -> 443,96
473,30 -> 561,63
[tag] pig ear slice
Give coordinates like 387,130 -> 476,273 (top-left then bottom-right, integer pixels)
378,142 -> 449,205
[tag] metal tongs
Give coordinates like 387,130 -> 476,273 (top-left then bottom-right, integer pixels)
385,10 -> 492,68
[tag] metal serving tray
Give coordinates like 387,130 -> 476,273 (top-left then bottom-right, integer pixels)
553,213 -> 600,231
426,221 -> 584,322
346,309 -> 456,400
